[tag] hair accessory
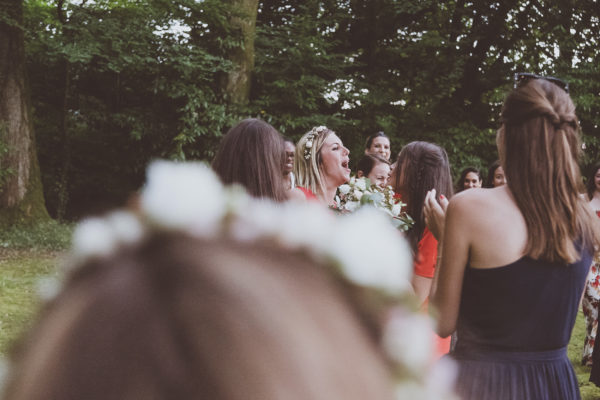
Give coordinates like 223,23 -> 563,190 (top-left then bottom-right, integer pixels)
61,161 -> 457,398
513,72 -> 569,94
304,126 -> 327,160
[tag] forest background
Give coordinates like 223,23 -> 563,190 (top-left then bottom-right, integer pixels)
1,0 -> 600,224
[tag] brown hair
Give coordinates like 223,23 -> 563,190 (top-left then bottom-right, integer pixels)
3,234 -> 393,400
364,132 -> 390,150
294,127 -> 334,196
357,154 -> 390,178
212,118 -> 287,202
392,141 -> 453,253
500,78 -> 600,263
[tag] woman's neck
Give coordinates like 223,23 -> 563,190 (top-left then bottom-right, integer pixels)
319,185 -> 338,207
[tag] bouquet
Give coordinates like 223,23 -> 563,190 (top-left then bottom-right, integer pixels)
334,176 -> 414,232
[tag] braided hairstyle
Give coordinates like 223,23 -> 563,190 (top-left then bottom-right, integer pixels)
499,78 -> 600,263
392,141 -> 453,254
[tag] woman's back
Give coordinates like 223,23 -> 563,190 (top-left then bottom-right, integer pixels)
453,185 -> 527,270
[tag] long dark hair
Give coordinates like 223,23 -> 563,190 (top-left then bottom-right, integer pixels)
586,162 -> 600,201
485,160 -> 502,188
500,78 -> 600,263
212,119 -> 287,202
392,141 -> 453,253
456,167 -> 482,193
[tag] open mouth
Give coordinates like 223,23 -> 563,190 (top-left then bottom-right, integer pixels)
341,159 -> 350,172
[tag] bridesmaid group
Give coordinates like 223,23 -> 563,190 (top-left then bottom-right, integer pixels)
210,74 -> 600,400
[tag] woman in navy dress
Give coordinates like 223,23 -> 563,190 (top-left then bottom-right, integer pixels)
425,75 -> 600,399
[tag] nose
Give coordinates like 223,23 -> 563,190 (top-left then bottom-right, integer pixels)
343,146 -> 349,155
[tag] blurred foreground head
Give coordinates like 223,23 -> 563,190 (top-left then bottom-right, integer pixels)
2,161 -> 427,400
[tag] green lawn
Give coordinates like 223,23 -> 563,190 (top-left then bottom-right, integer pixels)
1,249 -> 600,399
0,249 -> 61,355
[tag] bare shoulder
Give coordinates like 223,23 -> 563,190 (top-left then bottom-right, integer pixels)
446,186 -> 516,234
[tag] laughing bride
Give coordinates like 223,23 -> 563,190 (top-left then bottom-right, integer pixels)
292,126 -> 351,206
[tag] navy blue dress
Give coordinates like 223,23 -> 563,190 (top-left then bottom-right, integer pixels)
451,249 -> 592,400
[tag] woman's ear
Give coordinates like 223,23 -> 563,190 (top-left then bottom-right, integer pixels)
357,170 -> 364,178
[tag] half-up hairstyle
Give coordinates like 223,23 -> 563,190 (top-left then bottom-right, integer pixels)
212,119 -> 287,202
294,126 -> 334,197
500,78 -> 600,263
392,141 -> 453,253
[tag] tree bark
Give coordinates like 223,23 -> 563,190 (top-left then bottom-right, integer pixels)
222,0 -> 259,105
0,0 -> 49,226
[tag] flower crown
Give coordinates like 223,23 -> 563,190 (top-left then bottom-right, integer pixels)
303,126 -> 328,160
52,161 -> 456,399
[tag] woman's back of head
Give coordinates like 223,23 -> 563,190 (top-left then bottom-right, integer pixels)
393,141 -> 453,252
3,234 -> 393,400
500,78 -> 600,262
212,118 -> 287,202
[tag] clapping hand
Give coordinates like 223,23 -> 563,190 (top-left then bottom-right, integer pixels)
423,188 -> 449,241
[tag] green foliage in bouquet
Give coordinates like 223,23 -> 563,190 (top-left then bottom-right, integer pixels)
334,176 -> 414,232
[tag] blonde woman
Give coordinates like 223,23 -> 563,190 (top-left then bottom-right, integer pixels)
292,126 -> 351,206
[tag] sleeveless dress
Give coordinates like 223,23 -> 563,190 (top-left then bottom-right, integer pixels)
451,249 -> 592,400
296,186 -> 318,201
582,210 -> 600,365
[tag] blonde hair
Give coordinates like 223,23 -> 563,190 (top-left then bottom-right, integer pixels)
500,78 -> 600,263
3,234 -> 393,400
293,127 -> 334,196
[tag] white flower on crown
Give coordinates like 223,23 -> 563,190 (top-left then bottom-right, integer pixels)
330,207 -> 412,295
141,161 -> 226,236
384,308 -> 435,371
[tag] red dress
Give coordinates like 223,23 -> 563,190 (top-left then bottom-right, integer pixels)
297,187 -> 319,201
414,227 -> 452,357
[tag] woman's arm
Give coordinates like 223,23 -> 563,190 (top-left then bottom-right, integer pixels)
429,196 -> 472,338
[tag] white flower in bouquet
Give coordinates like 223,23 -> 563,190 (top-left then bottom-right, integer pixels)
339,184 -> 351,195
334,176 -> 414,232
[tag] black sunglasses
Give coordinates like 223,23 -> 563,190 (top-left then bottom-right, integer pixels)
513,72 -> 569,94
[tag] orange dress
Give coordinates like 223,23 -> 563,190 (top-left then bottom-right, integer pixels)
414,227 -> 451,357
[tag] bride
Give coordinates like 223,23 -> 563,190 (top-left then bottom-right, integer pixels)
292,126 -> 351,206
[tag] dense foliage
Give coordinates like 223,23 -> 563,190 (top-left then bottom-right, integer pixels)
11,0 -> 600,218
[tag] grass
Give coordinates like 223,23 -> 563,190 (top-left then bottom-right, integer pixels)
0,249 -> 62,355
1,247 -> 600,399
570,311 -> 600,400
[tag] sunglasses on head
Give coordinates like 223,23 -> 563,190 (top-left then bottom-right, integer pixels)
513,72 -> 569,94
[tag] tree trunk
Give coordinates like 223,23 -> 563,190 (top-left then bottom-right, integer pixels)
0,0 -> 49,226
222,0 -> 259,105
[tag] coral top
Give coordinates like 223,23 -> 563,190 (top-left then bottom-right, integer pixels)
297,187 -> 319,201
414,227 -> 437,278
413,227 -> 451,357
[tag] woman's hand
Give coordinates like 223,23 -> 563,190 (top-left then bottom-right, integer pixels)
424,188 -> 449,241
